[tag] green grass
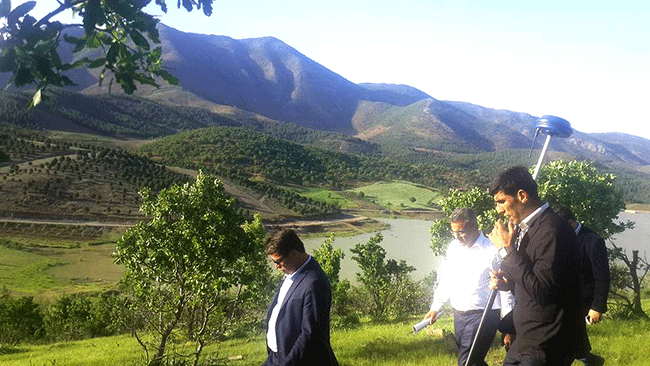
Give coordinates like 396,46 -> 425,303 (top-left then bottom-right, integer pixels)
0,236 -> 123,299
0,244 -> 65,295
291,187 -> 359,209
0,334 -> 143,366
4,315 -> 649,366
350,181 -> 442,210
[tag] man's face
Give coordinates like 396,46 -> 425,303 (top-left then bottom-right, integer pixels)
450,220 -> 479,246
269,251 -> 297,275
493,189 -> 526,225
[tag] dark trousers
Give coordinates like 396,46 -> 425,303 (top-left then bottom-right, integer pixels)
503,348 -> 574,366
454,308 -> 500,366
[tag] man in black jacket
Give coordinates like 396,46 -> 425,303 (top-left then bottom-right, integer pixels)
553,205 -> 609,366
488,166 -> 582,366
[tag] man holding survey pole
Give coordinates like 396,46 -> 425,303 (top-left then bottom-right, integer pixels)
488,166 -> 582,366
423,207 -> 514,366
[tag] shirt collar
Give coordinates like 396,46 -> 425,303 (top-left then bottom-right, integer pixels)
464,231 -> 485,249
519,202 -> 549,232
575,222 -> 582,235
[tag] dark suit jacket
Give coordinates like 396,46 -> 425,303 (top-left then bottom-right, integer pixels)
577,225 -> 610,314
500,207 -> 582,363
264,258 -> 338,366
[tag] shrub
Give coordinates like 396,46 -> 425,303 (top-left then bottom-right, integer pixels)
0,288 -> 44,344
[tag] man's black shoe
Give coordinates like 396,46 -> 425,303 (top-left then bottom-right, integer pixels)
584,353 -> 605,366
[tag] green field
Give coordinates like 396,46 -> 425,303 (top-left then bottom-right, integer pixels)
0,233 -> 124,299
0,244 -> 65,295
1,315 -> 649,366
291,187 -> 360,209
350,181 -> 442,210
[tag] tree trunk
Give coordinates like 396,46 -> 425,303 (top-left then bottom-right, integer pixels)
630,251 -> 648,318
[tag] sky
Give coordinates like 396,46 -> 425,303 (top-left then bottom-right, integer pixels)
12,0 -> 650,140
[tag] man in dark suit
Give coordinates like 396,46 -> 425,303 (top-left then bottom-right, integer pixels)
487,166 -> 582,366
263,229 -> 338,366
553,205 -> 609,366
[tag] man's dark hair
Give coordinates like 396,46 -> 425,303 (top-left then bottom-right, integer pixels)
450,207 -> 478,229
489,165 -> 539,200
265,229 -> 306,256
552,205 -> 576,222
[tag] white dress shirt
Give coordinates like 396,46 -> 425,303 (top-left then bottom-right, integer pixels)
267,256 -> 312,352
430,232 -> 504,312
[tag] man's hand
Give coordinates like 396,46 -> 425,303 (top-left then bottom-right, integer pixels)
503,333 -> 515,351
587,309 -> 603,324
489,270 -> 512,291
487,220 -> 515,250
423,310 -> 438,324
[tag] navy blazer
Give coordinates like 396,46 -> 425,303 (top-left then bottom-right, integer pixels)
264,258 -> 338,366
501,208 -> 582,363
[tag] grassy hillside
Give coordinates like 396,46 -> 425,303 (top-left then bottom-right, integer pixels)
0,232 -> 124,299
350,181 -> 443,210
1,314 -> 649,366
0,127 -> 188,221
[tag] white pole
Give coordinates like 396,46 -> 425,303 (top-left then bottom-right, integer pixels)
532,134 -> 552,180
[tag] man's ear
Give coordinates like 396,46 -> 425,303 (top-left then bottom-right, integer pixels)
516,189 -> 529,204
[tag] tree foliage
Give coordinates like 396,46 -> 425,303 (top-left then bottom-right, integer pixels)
536,160 -> 630,240
114,171 -> 271,365
312,235 -> 360,328
0,0 -> 213,107
350,233 -> 415,320
0,287 -> 42,344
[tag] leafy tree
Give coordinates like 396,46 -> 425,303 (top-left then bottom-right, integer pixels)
0,0 -> 213,107
350,233 -> 415,320
312,234 -> 344,284
312,234 -> 359,328
114,171 -> 271,366
536,160 -> 630,240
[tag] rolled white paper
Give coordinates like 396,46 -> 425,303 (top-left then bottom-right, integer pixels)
413,311 -> 444,334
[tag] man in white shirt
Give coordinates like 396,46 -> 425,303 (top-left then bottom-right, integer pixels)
423,207 -> 513,366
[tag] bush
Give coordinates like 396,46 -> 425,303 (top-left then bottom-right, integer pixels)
43,291 -> 128,342
0,288 -> 44,344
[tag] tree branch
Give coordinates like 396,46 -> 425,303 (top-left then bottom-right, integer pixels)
34,0 -> 86,28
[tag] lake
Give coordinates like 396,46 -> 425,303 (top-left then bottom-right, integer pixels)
303,211 -> 650,283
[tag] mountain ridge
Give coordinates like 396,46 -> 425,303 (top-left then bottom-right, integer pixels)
1,23 -> 649,166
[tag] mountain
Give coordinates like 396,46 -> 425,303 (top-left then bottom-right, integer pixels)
75,24 -> 432,134
2,23 -> 650,166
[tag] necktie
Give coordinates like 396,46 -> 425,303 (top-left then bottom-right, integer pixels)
513,226 -> 524,250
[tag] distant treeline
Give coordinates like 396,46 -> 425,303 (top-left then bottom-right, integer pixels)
137,126 -> 460,189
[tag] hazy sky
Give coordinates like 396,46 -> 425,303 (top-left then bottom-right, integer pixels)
14,0 -> 650,140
